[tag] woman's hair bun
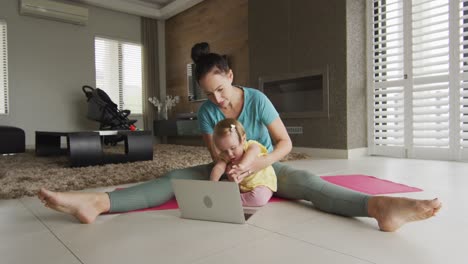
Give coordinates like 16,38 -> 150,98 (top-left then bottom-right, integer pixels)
191,42 -> 210,63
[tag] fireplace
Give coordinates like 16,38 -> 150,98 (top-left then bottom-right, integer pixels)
259,67 -> 329,118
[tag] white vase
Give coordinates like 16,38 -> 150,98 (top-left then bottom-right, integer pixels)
159,105 -> 168,120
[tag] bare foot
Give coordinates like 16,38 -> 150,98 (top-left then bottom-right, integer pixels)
368,196 -> 442,232
37,188 -> 110,224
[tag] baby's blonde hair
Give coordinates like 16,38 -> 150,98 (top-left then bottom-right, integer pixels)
213,118 -> 246,146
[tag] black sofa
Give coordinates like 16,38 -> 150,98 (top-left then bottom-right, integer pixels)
0,126 -> 26,154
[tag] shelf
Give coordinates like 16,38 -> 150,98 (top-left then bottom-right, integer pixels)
153,119 -> 201,137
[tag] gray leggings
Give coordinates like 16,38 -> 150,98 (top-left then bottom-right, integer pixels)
108,162 -> 370,217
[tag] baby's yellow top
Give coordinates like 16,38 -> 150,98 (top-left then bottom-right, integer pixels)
238,140 -> 277,193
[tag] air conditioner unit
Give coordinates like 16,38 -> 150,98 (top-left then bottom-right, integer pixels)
20,0 -> 89,26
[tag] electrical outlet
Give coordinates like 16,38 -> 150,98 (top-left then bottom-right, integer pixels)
286,126 -> 303,134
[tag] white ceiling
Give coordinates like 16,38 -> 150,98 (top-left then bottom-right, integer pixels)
76,0 -> 203,20
139,0 -> 177,9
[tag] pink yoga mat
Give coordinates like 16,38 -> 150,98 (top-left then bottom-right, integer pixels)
320,174 -> 422,195
109,193 -> 286,214
112,175 -> 421,214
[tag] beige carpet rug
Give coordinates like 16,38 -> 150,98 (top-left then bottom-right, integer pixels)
0,144 -> 310,199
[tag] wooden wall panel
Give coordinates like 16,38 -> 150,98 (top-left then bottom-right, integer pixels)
249,0 -> 349,149
165,0 -> 249,116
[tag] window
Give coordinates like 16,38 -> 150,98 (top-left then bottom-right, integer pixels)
94,37 -> 143,114
187,63 -> 207,101
367,0 -> 468,161
0,20 -> 8,115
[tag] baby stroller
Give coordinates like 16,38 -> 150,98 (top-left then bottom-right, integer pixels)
82,85 -> 137,145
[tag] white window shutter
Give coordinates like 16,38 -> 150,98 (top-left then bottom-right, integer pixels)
368,0 -> 468,161
369,0 -> 407,157
0,21 -> 8,115
410,0 -> 451,159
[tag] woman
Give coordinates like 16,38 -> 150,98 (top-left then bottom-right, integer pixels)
39,42 -> 441,231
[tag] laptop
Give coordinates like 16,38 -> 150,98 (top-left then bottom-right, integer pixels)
171,179 -> 254,224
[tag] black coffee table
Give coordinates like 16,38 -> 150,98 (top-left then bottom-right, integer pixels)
35,130 -> 153,167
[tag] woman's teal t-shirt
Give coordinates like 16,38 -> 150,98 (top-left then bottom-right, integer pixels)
197,87 -> 279,152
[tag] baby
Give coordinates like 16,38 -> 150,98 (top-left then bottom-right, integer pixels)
210,118 -> 276,207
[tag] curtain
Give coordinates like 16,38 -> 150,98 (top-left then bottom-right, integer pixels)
141,17 -> 160,131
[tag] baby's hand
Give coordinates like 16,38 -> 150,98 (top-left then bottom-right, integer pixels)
226,163 -> 234,174
228,175 -> 240,183
228,164 -> 250,183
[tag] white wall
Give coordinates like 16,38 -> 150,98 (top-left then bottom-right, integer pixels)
0,0 -> 143,146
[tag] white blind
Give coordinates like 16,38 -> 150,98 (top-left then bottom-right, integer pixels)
412,0 -> 450,148
0,20 -> 8,115
95,37 -> 120,106
460,0 -> 468,149
121,43 -> 142,114
187,63 -> 207,101
371,0 -> 406,149
94,37 -> 142,114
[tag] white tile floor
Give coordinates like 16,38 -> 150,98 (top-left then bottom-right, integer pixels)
2,156 -> 467,264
